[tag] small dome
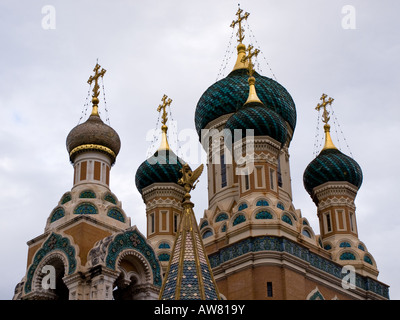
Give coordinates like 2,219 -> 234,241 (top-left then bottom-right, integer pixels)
66,114 -> 121,164
224,102 -> 288,146
303,148 -> 363,195
135,149 -> 187,195
195,68 -> 296,137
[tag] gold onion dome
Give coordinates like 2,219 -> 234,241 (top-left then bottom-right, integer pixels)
66,63 -> 121,165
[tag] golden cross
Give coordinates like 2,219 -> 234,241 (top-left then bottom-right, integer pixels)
230,8 -> 250,43
241,44 -> 260,77
157,94 -> 172,126
315,93 -> 335,125
87,63 -> 106,100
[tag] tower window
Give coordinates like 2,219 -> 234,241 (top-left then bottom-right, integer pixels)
174,213 -> 179,233
221,154 -> 227,188
277,157 -> 283,188
269,168 -> 276,191
150,213 -> 155,234
326,213 -> 332,232
350,212 -> 355,232
267,282 -> 273,297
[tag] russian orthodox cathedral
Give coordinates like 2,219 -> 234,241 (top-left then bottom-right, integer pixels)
13,8 -> 389,300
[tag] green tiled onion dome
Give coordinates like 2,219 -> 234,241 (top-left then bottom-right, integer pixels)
66,114 -> 121,164
224,102 -> 288,146
303,148 -> 363,196
135,149 -> 187,195
194,68 -> 296,137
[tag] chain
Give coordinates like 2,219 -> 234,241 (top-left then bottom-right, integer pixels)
216,28 -> 235,82
331,108 -> 354,158
147,110 -> 161,158
78,84 -> 92,125
244,20 -> 278,81
101,76 -> 110,125
313,109 -> 321,158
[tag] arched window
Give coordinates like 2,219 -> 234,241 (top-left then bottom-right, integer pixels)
256,199 -> 269,207
255,211 -> 273,220
281,214 -> 292,225
238,203 -> 248,211
302,229 -> 312,238
233,214 -> 246,226
215,213 -> 229,222
340,252 -> 356,260
202,230 -> 213,239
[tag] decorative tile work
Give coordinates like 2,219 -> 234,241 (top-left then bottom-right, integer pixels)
238,203 -> 248,211
277,202 -> 285,210
194,68 -> 296,136
107,207 -> 125,222
256,200 -> 269,206
74,203 -> 97,215
79,190 -> 96,198
281,214 -> 292,225
50,207 -> 65,222
303,148 -> 363,196
340,242 -> 351,248
61,193 -> 71,204
340,252 -> 356,260
159,242 -> 171,249
106,229 -> 162,287
24,233 -> 77,294
104,193 -> 117,204
200,220 -> 209,229
215,213 -> 228,222
208,236 -> 389,299
233,214 -> 246,226
255,211 -> 273,219
158,253 -> 170,261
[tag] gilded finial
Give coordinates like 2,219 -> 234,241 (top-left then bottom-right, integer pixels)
157,94 -> 173,150
230,8 -> 250,44
87,63 -> 106,116
231,7 -> 251,71
315,93 -> 337,151
178,164 -> 204,200
241,45 -> 262,105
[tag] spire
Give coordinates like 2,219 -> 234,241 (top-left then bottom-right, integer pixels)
231,7 -> 250,71
242,44 -> 262,105
87,63 -> 106,117
315,93 -> 337,151
156,94 -> 172,151
159,164 -> 220,300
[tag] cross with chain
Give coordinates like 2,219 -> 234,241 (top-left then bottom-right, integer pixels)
241,44 -> 260,77
230,8 -> 250,44
87,63 -> 106,100
157,94 -> 172,126
315,93 -> 335,125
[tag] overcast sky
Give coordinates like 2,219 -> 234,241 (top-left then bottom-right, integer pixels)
0,0 -> 399,300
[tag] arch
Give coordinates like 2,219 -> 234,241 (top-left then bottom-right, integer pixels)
339,251 -> 357,261
24,233 -> 78,294
238,202 -> 248,211
281,213 -> 293,226
255,199 -> 269,207
79,190 -> 96,198
339,241 -> 352,248
232,213 -> 246,226
74,202 -> 98,215
306,287 -> 325,300
32,252 -> 70,300
158,242 -> 171,249
107,207 -> 126,223
104,193 -> 117,205
105,228 -> 162,288
254,210 -> 274,220
50,207 -> 65,223
277,202 -> 285,210
113,249 -> 159,300
60,192 -> 71,205
215,212 -> 229,223
363,254 -> 374,265
202,228 -> 214,239
200,220 -> 209,230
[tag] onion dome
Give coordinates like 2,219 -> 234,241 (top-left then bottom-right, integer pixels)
66,63 -> 121,165
303,94 -> 363,196
194,68 -> 296,138
66,113 -> 121,164
135,95 -> 188,195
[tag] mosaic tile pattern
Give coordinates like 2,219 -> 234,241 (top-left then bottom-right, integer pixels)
160,210 -> 219,300
303,148 -> 363,195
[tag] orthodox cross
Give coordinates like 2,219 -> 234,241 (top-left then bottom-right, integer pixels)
315,93 -> 334,125
87,63 -> 106,100
157,94 -> 172,126
230,8 -> 250,43
241,44 -> 260,77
